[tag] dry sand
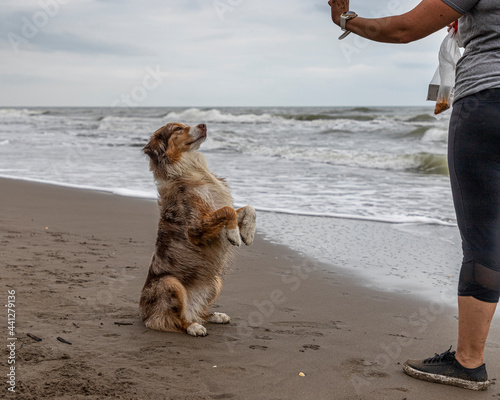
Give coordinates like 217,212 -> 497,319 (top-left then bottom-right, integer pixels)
1,177 -> 499,400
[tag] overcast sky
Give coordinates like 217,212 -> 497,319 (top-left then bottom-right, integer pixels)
0,0 -> 448,107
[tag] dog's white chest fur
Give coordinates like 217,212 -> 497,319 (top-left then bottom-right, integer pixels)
177,152 -> 233,210
157,152 -> 233,210
194,178 -> 232,211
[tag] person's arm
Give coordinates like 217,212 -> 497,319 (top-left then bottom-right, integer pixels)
329,0 -> 463,44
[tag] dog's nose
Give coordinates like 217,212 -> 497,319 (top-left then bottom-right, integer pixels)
197,124 -> 207,130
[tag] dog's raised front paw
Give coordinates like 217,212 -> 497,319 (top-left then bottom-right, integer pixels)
207,312 -> 231,324
238,206 -> 256,246
187,322 -> 208,337
226,227 -> 241,247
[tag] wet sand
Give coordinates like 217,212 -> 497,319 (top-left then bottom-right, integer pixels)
1,177 -> 499,399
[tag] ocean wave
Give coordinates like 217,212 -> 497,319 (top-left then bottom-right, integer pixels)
407,114 -> 436,122
404,126 -> 430,137
319,128 -> 352,135
163,108 -> 369,125
0,108 -> 49,117
206,139 -> 449,175
97,116 -> 153,132
336,115 -> 376,121
251,205 -> 455,226
111,188 -> 156,198
275,113 -> 376,122
409,153 -> 449,175
274,113 -> 336,121
163,108 -> 276,124
323,151 -> 449,175
350,107 -> 377,113
163,108 -> 382,125
0,174 -> 453,227
98,116 -> 124,131
0,140 -> 9,146
421,128 -> 448,142
98,116 -> 129,123
100,108 -> 376,132
400,126 -> 448,142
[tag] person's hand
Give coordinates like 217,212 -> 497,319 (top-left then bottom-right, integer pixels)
447,20 -> 458,32
328,0 -> 349,26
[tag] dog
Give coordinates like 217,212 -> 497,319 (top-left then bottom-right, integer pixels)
139,122 -> 256,337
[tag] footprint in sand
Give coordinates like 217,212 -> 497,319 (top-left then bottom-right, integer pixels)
341,358 -> 390,379
254,335 -> 274,341
210,394 -> 236,399
302,344 -> 320,350
249,345 -> 268,351
272,320 -> 346,330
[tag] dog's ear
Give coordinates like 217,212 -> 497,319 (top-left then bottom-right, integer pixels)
144,125 -> 175,165
143,136 -> 163,165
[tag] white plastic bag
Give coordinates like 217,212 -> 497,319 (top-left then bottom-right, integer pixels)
427,67 -> 440,102
433,27 -> 462,115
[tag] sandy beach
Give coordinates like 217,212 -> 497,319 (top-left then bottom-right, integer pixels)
1,177 -> 499,400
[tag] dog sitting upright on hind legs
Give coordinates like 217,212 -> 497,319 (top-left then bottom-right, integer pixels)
139,122 -> 256,337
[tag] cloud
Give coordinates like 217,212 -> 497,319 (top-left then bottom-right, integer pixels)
0,8 -> 149,56
0,73 -> 47,85
0,0 -> 445,107
34,31 -> 150,56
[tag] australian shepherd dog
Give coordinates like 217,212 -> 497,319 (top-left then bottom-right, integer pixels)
139,122 -> 256,337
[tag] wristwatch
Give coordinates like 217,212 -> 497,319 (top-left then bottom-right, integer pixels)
339,11 -> 358,40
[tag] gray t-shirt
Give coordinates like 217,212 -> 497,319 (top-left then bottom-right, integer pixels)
441,0 -> 500,102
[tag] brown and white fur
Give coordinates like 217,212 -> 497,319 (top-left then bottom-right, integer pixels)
139,122 -> 256,337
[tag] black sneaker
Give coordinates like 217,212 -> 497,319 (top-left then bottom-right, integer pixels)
403,347 -> 490,391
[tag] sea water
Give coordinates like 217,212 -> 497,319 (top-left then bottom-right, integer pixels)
0,106 -> 461,302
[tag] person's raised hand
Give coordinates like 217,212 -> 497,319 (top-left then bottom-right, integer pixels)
328,0 -> 349,26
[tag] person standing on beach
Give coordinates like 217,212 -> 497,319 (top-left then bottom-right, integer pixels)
328,0 -> 500,391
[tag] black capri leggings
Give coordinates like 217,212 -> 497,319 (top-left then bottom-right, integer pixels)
448,88 -> 500,303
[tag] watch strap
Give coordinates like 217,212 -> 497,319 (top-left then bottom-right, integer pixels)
340,15 -> 348,30
340,11 -> 357,30
338,31 -> 351,40
339,11 -> 357,40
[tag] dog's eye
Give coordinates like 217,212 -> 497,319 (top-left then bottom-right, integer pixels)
174,126 -> 183,132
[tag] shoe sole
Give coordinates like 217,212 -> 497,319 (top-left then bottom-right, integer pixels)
403,363 -> 490,391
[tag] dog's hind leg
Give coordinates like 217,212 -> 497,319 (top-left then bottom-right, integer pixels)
236,205 -> 256,245
140,276 -> 208,336
203,277 -> 231,324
